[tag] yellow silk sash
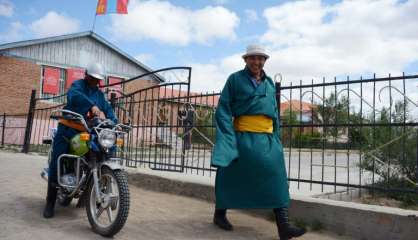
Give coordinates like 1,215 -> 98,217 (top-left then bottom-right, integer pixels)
233,115 -> 273,133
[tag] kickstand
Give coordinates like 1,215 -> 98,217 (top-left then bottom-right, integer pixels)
76,191 -> 87,208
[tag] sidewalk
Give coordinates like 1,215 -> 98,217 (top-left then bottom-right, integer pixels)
0,151 -> 351,239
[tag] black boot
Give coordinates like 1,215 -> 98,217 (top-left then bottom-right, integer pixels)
274,208 -> 306,240
213,209 -> 233,231
43,181 -> 57,218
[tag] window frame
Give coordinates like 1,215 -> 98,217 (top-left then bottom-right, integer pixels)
39,65 -> 66,103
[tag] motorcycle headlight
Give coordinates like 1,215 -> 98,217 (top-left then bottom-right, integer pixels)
98,129 -> 116,148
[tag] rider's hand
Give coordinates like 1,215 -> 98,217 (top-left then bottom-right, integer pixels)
91,106 -> 101,116
91,106 -> 106,119
98,111 -> 106,120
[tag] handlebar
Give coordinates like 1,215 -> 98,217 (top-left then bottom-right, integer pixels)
94,118 -> 132,133
51,109 -> 132,134
116,123 -> 132,132
51,109 -> 90,132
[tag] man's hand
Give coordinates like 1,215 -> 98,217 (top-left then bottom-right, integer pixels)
91,106 -> 106,119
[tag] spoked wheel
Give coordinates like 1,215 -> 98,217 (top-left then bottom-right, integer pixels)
86,168 -> 130,237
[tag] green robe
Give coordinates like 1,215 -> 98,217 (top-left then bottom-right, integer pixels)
212,68 -> 289,209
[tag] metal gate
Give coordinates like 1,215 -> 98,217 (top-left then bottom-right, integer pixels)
23,67 -> 195,174
112,67 -> 192,172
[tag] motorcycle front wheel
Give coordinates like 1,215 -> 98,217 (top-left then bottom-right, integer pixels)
86,167 -> 130,237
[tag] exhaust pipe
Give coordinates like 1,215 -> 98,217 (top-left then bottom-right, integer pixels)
41,168 -> 48,182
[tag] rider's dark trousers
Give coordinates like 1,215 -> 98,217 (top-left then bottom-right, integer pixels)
48,124 -> 78,184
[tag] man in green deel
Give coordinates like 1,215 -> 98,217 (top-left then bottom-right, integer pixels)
211,45 -> 306,240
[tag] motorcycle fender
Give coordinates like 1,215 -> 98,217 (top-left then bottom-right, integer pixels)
100,159 -> 124,171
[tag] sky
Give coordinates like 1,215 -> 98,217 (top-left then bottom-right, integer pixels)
1,0 -> 418,93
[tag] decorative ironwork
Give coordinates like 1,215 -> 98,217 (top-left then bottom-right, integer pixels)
9,70 -> 418,196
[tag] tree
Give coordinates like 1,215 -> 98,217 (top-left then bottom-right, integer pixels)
312,93 -> 350,139
190,107 -> 216,147
280,108 -> 299,147
281,108 -> 321,148
360,101 -> 417,206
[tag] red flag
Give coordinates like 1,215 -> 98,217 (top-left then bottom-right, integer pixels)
96,0 -> 107,15
117,0 -> 128,14
96,0 -> 128,15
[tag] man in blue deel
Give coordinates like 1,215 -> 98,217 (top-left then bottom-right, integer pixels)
43,63 -> 118,218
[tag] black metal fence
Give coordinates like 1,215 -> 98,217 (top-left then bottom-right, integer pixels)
3,68 -> 417,196
0,113 -> 28,148
26,94 -> 65,153
277,74 -> 418,196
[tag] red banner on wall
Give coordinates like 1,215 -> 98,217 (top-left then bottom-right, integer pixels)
108,76 -> 123,97
43,67 -> 60,94
66,68 -> 85,89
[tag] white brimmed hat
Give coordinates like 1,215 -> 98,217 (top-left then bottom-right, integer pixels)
242,44 -> 269,59
86,63 -> 105,80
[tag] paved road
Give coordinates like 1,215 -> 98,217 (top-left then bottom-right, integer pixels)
0,151 -> 351,240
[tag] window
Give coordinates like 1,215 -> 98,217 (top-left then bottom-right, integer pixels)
40,66 -> 125,104
107,76 -> 123,98
40,65 -> 66,103
66,68 -> 85,89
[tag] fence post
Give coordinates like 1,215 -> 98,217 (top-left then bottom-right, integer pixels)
110,92 -> 117,109
275,78 -> 281,123
1,113 -> 5,147
22,90 -> 36,153
184,107 -> 193,150
416,129 -> 418,190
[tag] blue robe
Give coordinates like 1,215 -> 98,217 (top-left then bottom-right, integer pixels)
212,68 -> 289,209
48,79 -> 117,184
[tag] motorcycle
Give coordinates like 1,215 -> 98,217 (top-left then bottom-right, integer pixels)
41,109 -> 131,237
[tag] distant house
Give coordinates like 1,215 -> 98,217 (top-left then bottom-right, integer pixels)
279,100 -> 319,133
280,100 -> 315,123
279,100 -> 351,142
157,87 -> 219,126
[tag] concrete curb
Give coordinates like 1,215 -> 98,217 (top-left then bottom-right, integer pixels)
128,170 -> 216,203
290,195 -> 418,240
127,170 -> 418,240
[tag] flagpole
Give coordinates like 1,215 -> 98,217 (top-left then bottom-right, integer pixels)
92,0 -> 100,32
92,14 -> 97,32
92,0 -> 129,32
